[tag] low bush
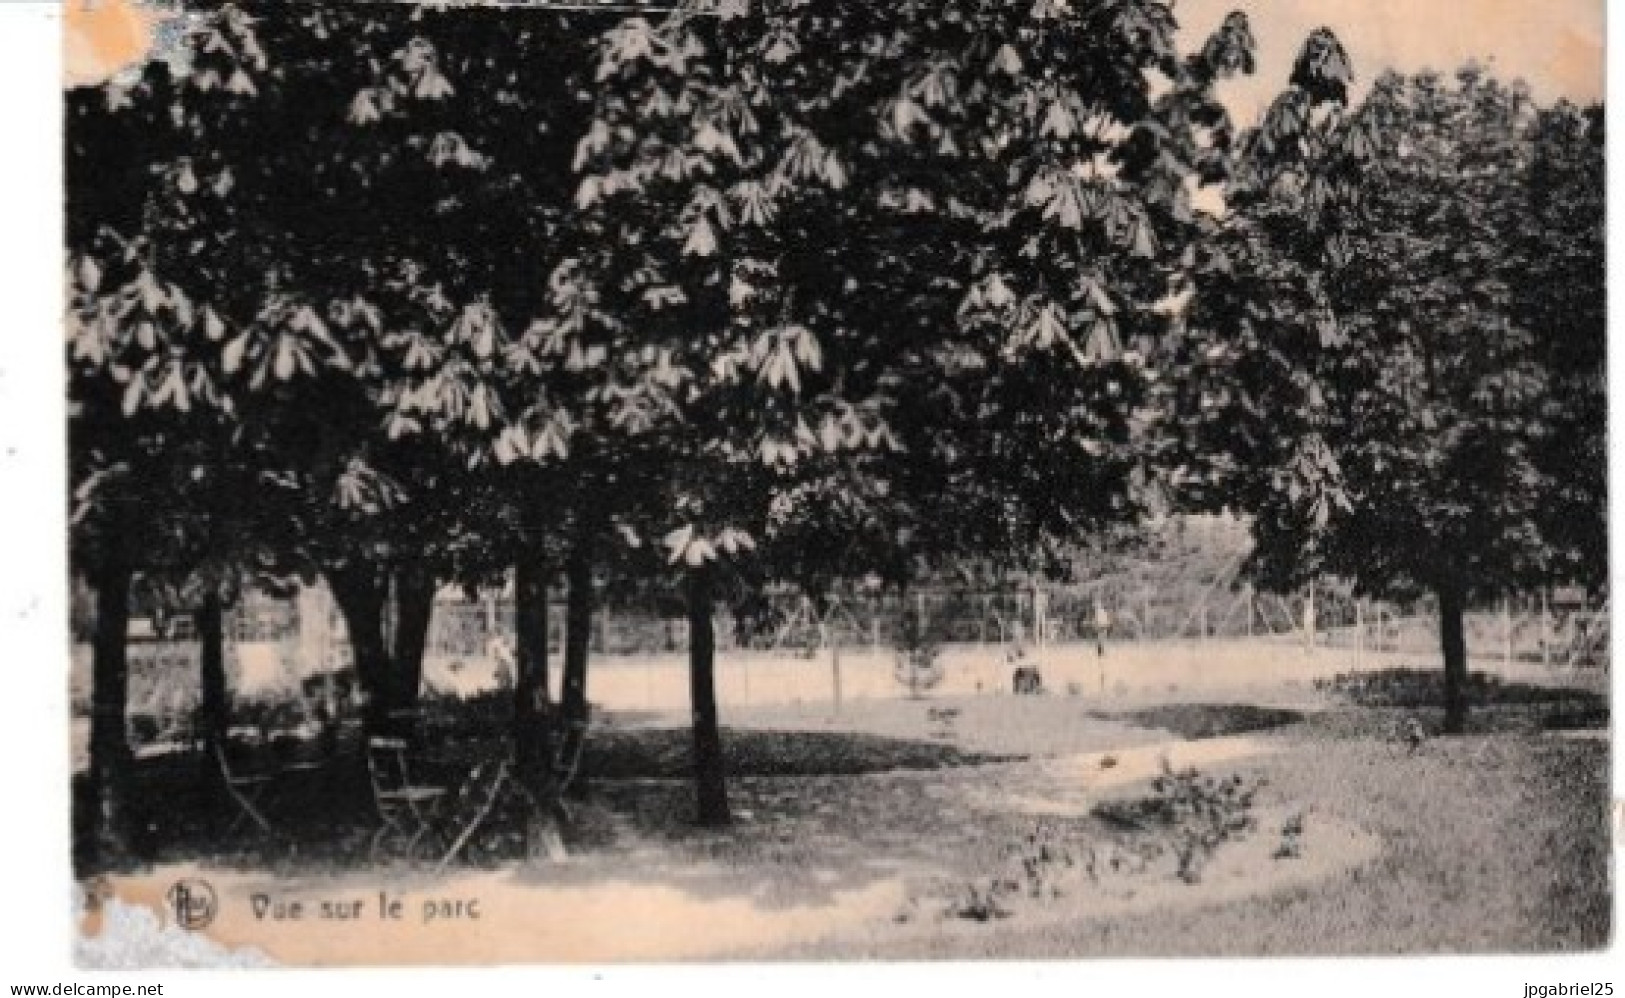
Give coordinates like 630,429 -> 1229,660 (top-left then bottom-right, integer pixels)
1315,668 -> 1604,710
1093,761 -> 1264,883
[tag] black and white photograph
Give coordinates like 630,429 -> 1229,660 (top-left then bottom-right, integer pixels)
18,0 -> 1616,973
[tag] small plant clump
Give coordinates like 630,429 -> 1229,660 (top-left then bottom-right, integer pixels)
1398,716 -> 1428,754
935,766 -> 1274,926
1093,760 -> 1266,884
1081,837 -> 1164,880
941,879 -> 1017,921
1274,811 -> 1306,859
942,822 -> 1078,920
1147,760 -> 1262,883
1007,822 -> 1076,898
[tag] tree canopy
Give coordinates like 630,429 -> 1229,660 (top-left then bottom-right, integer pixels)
1187,59 -> 1606,729
67,1 -> 1604,860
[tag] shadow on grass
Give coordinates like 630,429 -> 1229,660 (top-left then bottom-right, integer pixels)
75,724 -> 1018,878
1316,668 -> 1609,731
1086,704 -> 1306,740
588,727 -> 1018,779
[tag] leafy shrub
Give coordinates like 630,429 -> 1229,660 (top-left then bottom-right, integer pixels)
1315,667 -> 1602,709
1317,669 -> 1609,734
1148,761 -> 1261,883
893,606 -> 943,697
1093,761 -> 1263,884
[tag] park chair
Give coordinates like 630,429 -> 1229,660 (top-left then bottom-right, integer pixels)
366,736 -> 448,862
435,756 -> 512,874
214,743 -> 277,837
555,711 -> 591,796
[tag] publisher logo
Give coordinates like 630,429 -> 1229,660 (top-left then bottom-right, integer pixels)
166,878 -> 218,931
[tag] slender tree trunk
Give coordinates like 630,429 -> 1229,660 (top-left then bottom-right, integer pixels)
687,566 -> 730,827
390,564 -> 437,722
513,547 -> 564,859
1439,582 -> 1469,734
513,552 -> 554,778
196,589 -> 228,796
561,537 -> 593,799
325,564 -> 391,736
197,590 -> 227,748
86,556 -> 134,869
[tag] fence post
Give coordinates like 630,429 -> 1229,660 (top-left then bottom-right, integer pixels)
824,617 -> 842,714
1540,592 -> 1551,669
1354,598 -> 1364,670
1303,582 -> 1316,656
1032,581 -> 1047,652
1502,598 -> 1513,672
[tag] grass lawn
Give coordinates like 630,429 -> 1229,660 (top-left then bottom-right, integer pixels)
82,668 -> 1611,960
770,717 -> 1610,957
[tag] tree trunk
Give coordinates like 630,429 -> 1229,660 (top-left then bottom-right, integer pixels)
1439,583 -> 1469,734
196,589 -> 228,796
687,566 -> 730,827
513,548 -> 564,859
561,538 -> 593,799
389,564 -> 437,722
197,590 -> 227,748
86,556 -> 133,869
325,564 -> 391,736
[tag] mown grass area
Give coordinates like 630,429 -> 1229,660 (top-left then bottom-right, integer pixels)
539,688 -> 1613,955
82,669 -> 1612,957
772,730 -> 1611,958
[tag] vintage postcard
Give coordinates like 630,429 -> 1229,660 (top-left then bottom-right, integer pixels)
62,0 -> 1608,967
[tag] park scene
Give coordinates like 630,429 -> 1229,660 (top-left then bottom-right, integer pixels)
66,0 -> 1607,964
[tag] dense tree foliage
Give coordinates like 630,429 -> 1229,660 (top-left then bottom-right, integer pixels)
67,0 -> 1602,865
556,0 -> 1264,823
1189,60 -> 1606,732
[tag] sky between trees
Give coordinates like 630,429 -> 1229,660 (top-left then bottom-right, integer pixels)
1176,0 -> 1602,121
63,0 -> 1604,219
67,0 -> 1605,112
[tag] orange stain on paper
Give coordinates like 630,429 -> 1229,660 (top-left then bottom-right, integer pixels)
63,0 -> 156,87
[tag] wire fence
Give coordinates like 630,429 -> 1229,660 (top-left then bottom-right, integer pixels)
75,579 -> 1609,722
